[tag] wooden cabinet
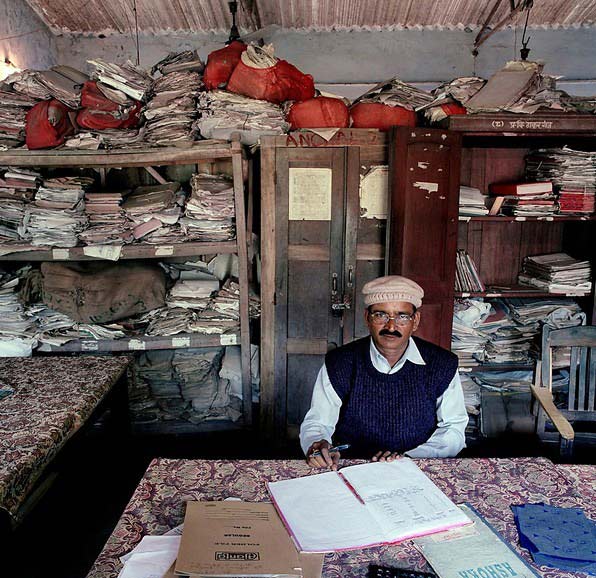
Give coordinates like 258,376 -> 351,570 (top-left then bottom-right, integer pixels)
260,117 -> 596,441
260,130 -> 389,439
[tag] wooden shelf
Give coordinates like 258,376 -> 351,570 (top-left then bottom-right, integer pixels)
455,288 -> 589,298
459,363 -> 534,373
446,112 -> 596,136
459,215 -> 595,222
36,332 -> 239,353
0,241 -> 238,261
0,140 -> 239,167
131,418 -> 245,435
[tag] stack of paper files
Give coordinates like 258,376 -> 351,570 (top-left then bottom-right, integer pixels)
4,69 -> 52,100
196,90 -> 289,145
0,270 -> 37,339
0,200 -> 26,241
518,253 -> 592,295
35,176 -> 92,211
182,173 -> 236,241
459,185 -> 489,216
35,68 -> 85,108
209,278 -> 241,320
167,278 -> 219,309
80,190 -> 132,245
23,207 -> 87,247
354,77 -> 434,111
451,299 -> 492,365
177,501 -> 324,577
455,250 -> 485,292
459,373 -> 481,415
0,90 -> 37,148
526,147 -> 596,215
505,298 -> 585,330
268,459 -> 471,553
512,504 -> 596,573
87,59 -> 153,101
422,76 -> 486,123
489,181 -> 556,216
144,51 -> 204,146
3,168 -> 40,191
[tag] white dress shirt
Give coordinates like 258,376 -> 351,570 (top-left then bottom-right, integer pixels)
299,337 -> 468,458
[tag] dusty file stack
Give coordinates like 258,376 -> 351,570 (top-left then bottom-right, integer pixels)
518,252 -> 592,295
144,51 -> 204,147
80,189 -> 132,245
0,90 -> 37,148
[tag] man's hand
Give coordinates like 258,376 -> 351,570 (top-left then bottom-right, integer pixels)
372,450 -> 400,462
306,440 -> 340,470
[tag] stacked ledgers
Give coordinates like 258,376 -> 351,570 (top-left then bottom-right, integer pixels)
452,297 -> 585,368
23,175 -> 90,247
0,168 -> 38,240
79,189 -> 131,245
455,250 -> 484,292
488,181 -> 557,217
518,252 -> 592,295
144,51 -> 204,146
525,147 -> 596,216
459,185 -> 488,216
181,173 -> 236,241
0,90 -> 37,149
195,90 -> 289,145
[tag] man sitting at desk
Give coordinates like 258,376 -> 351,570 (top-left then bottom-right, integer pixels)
300,275 -> 468,469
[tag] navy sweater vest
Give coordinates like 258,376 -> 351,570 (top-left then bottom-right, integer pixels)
325,336 -> 458,456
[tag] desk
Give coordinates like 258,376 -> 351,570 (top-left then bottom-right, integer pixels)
0,355 -> 130,526
87,457 -> 594,578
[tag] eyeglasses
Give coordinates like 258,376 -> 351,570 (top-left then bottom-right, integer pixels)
368,311 -> 415,326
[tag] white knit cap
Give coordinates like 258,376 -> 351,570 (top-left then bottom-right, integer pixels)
362,275 -> 424,308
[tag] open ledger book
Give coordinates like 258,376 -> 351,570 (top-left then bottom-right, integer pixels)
268,458 -> 472,553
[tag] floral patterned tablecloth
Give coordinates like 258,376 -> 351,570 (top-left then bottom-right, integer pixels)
0,355 -> 130,521
86,457 -> 594,578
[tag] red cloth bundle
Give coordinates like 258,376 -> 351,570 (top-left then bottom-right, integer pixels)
203,41 -> 247,90
76,102 -> 141,130
80,81 -> 120,112
227,59 -> 315,104
25,99 -> 74,150
287,97 -> 349,129
350,102 -> 417,130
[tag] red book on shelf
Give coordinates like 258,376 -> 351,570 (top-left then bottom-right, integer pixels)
489,181 -> 553,196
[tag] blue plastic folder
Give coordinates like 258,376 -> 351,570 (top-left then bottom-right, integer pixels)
512,503 -> 596,575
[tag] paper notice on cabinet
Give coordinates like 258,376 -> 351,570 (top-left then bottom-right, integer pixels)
360,165 -> 389,219
82,245 -> 123,261
289,167 -> 332,221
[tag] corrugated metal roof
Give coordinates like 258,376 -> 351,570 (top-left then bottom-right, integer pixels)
24,0 -> 596,35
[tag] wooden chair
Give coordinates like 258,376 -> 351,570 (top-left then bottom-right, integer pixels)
531,325 -> 596,458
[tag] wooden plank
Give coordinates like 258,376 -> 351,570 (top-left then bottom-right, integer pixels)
144,166 -> 167,184
272,129 -> 387,148
356,243 -> 384,260
231,141 -> 252,426
531,385 -> 575,440
258,141 -> 277,436
589,348 -> 596,411
36,333 -> 234,353
0,141 -> 234,167
447,113 -> 596,135
0,241 -> 237,261
287,245 -> 329,261
569,346 -> 579,410
578,346 -> 588,411
286,338 -> 329,355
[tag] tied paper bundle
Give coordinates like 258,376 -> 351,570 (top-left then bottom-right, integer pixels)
421,76 -> 486,123
181,173 -> 236,241
144,51 -> 205,147
195,89 -> 288,145
87,59 -> 153,102
518,252 -> 592,295
0,90 -> 38,149
4,70 -> 52,101
79,190 -> 133,246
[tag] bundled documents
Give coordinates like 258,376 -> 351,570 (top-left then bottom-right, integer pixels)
144,56 -> 203,146
422,76 -> 486,122
23,207 -> 87,247
4,69 -> 52,100
182,173 -> 236,241
0,200 -> 26,241
196,89 -> 289,145
87,59 -> 153,101
518,252 -> 592,295
459,185 -> 488,216
0,90 -> 37,148
80,189 -> 132,245
354,77 -> 434,110
35,68 -> 84,108
455,250 -> 485,292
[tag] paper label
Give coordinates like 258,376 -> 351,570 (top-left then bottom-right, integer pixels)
52,248 -> 70,259
172,337 -> 191,347
128,339 -> 146,351
155,245 -> 174,256
359,165 -> 388,220
413,181 -> 439,194
220,334 -> 238,345
81,341 -> 99,351
289,167 -> 332,221
82,245 -> 122,261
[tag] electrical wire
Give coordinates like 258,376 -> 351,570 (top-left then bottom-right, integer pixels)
0,28 -> 45,42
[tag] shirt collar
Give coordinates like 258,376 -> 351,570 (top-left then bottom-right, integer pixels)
369,336 -> 426,367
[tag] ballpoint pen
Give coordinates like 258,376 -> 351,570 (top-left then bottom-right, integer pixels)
309,443 -> 350,457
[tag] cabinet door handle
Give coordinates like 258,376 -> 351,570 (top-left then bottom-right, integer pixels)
347,266 -> 354,287
331,272 -> 338,295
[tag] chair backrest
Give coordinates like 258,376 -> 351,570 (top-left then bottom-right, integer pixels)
541,325 -> 596,413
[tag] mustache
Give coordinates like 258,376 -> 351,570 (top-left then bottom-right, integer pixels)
380,328 -> 403,337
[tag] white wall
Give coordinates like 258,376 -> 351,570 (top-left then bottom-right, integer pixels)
54,26 -> 596,96
1,0 -> 57,75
